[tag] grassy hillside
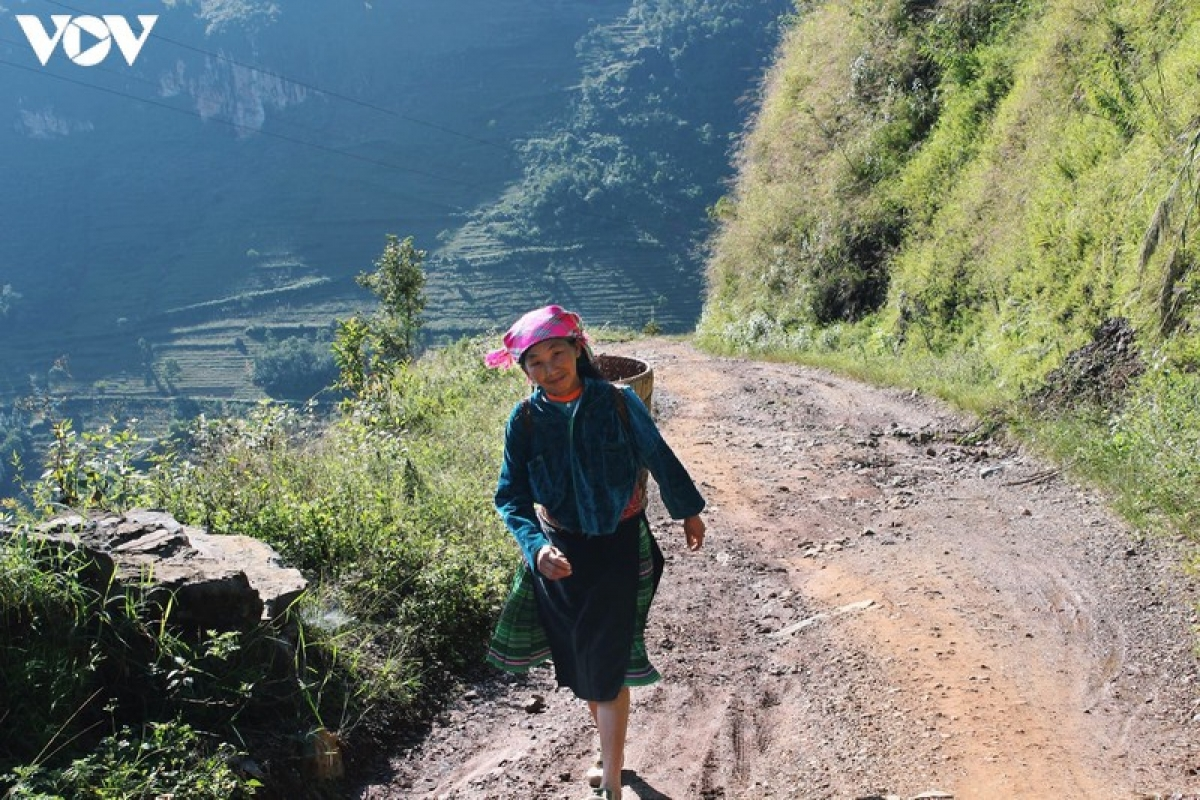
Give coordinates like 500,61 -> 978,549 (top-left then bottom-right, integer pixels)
699,0 -> 1200,540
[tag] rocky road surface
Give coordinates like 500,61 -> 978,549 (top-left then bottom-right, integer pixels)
354,339 -> 1199,800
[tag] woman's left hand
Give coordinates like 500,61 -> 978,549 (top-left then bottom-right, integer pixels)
683,515 -> 706,551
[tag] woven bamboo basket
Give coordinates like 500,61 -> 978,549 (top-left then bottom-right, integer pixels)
594,353 -> 654,408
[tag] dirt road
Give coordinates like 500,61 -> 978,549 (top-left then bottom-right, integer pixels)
355,339 -> 1199,799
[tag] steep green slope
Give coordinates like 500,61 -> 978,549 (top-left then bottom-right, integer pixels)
700,0 -> 1200,536
704,0 -> 1200,374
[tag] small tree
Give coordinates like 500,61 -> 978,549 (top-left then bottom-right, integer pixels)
335,234 -> 428,395
357,234 -> 427,361
332,315 -> 374,397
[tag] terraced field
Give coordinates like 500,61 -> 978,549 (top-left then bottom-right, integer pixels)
427,219 -> 703,342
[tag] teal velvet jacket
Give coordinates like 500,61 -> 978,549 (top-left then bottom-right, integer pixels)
494,377 -> 706,568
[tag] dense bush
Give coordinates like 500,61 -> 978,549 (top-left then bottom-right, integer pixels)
252,335 -> 338,400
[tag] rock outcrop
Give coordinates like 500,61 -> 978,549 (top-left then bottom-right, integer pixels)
1028,317 -> 1145,413
7,508 -> 306,630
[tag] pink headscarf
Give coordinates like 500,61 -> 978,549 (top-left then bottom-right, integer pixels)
484,304 -> 593,369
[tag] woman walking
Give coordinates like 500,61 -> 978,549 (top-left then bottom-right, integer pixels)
485,305 -> 706,800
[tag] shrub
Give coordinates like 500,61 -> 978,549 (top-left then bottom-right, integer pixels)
252,336 -> 338,401
33,419 -> 150,513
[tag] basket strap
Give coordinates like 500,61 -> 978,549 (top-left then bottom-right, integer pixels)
611,383 -> 630,435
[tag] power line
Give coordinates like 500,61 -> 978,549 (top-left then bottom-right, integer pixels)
0,56 -> 486,210
2,9 -> 689,236
0,33 -> 343,144
37,0 -> 516,154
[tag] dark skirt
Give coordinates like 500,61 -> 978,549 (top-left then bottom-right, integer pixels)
486,513 -> 665,701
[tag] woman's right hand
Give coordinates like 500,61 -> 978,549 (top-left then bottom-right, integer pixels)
535,544 -> 573,580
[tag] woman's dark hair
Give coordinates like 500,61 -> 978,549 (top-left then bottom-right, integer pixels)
577,350 -> 603,380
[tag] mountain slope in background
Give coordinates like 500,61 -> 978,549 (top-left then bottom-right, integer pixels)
430,0 -> 790,338
0,0 -> 786,401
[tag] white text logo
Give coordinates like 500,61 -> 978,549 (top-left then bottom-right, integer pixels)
16,15 -> 158,67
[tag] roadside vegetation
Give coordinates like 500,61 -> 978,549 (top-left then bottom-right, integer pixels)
0,237 -> 530,797
699,0 -> 1200,551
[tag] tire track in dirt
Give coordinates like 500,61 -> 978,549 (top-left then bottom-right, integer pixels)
354,339 -> 1198,800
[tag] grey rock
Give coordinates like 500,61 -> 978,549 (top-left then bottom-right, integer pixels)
8,508 -> 306,630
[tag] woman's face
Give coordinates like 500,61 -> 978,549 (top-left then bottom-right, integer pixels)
522,338 -> 582,396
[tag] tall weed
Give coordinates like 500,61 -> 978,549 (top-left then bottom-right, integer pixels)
0,538 -> 98,768
1021,366 -> 1200,538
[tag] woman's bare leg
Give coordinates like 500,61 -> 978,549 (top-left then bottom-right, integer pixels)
587,687 -> 630,793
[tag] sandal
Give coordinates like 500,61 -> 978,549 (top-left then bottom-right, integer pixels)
585,757 -> 603,789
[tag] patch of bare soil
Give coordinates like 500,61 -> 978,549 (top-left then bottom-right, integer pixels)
353,339 -> 1199,800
